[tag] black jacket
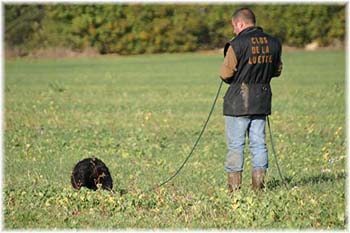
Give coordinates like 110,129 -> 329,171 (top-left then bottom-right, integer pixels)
223,26 -> 282,116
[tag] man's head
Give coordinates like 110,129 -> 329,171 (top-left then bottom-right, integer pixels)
231,8 -> 256,35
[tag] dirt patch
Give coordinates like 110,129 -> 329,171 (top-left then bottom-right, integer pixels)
31,47 -> 104,59
5,47 -> 114,60
283,40 -> 345,52
195,48 -> 223,55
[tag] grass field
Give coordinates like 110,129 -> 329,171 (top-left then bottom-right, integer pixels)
3,50 -> 346,229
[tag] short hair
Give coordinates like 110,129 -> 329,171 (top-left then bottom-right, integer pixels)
232,8 -> 256,25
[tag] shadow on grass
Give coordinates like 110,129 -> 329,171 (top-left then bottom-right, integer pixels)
267,171 -> 346,190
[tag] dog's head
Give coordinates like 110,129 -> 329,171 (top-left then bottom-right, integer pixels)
94,161 -> 113,191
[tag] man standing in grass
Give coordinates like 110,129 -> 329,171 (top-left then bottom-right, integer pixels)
219,8 -> 283,193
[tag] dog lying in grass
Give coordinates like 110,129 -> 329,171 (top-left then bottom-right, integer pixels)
71,157 -> 113,191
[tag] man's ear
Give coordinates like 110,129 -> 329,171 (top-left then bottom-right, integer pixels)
235,19 -> 242,29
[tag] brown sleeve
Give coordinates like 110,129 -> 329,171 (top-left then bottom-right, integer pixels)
219,46 -> 237,80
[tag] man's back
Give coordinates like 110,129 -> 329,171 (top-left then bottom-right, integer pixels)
226,26 -> 282,84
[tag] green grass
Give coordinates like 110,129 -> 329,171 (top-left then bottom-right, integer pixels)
4,50 -> 346,229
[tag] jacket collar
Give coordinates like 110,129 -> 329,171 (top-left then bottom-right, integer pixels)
238,26 -> 263,36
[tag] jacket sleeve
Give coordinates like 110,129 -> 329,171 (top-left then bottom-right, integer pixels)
273,44 -> 283,77
219,46 -> 237,83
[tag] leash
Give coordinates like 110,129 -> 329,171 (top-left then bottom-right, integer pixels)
267,116 -> 289,190
142,80 -> 224,193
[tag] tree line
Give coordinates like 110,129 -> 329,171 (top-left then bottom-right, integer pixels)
5,4 -> 346,55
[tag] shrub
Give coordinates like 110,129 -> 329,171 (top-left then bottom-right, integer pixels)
4,4 -> 346,55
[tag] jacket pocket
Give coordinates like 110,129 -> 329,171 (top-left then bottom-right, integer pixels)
249,84 -> 272,114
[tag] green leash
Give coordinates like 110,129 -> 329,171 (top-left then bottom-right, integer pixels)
267,115 -> 289,190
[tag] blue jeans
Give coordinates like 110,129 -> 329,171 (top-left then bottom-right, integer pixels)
224,115 -> 268,172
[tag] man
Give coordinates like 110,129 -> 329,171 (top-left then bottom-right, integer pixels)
219,8 -> 283,192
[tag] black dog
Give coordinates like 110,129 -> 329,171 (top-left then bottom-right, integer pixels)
71,157 -> 113,191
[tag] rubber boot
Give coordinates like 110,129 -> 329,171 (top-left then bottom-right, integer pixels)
252,169 -> 266,191
227,172 -> 242,193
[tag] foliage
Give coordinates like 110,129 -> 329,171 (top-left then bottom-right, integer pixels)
4,4 -> 346,55
4,5 -> 46,55
4,50 -> 346,229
